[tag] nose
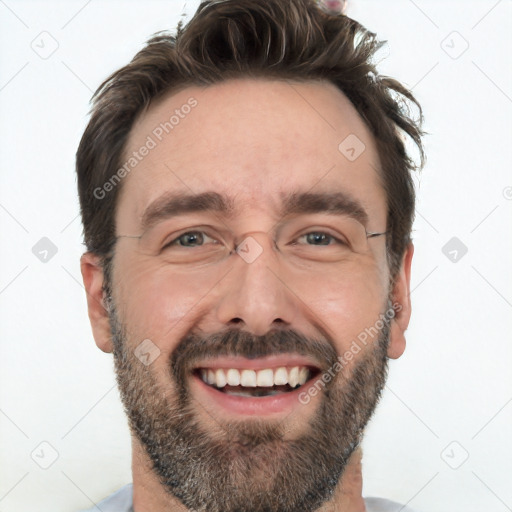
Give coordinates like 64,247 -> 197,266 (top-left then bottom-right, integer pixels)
214,232 -> 298,336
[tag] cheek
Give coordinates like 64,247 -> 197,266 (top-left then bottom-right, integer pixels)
113,250 -> 389,362
113,256 -> 221,352
301,263 -> 387,351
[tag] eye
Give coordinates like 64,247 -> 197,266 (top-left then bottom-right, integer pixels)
164,230 -> 218,249
295,231 -> 346,246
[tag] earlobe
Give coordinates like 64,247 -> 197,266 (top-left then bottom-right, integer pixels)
80,252 -> 114,353
387,243 -> 414,360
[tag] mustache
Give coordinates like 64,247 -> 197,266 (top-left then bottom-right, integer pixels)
170,328 -> 339,385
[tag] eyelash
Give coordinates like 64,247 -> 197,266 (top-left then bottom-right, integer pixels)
163,230 -> 347,249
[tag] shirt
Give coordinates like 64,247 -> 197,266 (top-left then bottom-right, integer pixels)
79,484 -> 421,511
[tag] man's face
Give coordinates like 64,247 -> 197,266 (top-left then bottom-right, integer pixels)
85,78 -> 411,511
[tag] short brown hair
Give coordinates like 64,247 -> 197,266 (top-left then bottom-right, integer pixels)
76,0 -> 424,279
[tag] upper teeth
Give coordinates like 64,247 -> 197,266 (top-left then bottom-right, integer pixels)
200,367 -> 310,388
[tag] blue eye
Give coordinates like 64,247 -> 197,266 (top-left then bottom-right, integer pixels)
165,231 -> 215,248
178,232 -> 203,247
161,229 -> 347,252
304,232 -> 331,245
297,232 -> 345,246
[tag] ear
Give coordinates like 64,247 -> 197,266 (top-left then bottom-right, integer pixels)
80,252 -> 113,353
387,243 -> 414,359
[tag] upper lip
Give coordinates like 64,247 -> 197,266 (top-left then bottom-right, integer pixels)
192,353 -> 322,372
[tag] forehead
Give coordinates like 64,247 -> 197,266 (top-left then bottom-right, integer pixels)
116,78 -> 385,234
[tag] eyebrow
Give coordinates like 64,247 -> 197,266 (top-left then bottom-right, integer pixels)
280,190 -> 369,226
139,189 -> 369,233
140,191 -> 236,233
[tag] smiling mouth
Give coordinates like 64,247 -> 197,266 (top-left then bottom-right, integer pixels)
195,366 -> 319,397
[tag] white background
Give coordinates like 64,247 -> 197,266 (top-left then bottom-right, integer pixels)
0,1 -> 511,511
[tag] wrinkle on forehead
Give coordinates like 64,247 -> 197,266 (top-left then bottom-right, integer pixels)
116,78 -> 385,237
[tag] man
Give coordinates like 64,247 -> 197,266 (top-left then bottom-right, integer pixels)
77,0 -> 424,510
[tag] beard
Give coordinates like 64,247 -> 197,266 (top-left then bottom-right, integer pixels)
108,301 -> 391,512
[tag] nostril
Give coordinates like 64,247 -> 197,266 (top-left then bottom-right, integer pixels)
271,319 -> 288,329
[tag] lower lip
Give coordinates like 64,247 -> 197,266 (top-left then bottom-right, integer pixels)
191,373 -> 316,416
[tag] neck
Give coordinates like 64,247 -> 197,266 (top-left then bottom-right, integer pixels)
131,439 -> 366,512
317,446 -> 366,512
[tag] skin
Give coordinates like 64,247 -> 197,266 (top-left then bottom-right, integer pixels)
81,78 -> 413,511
